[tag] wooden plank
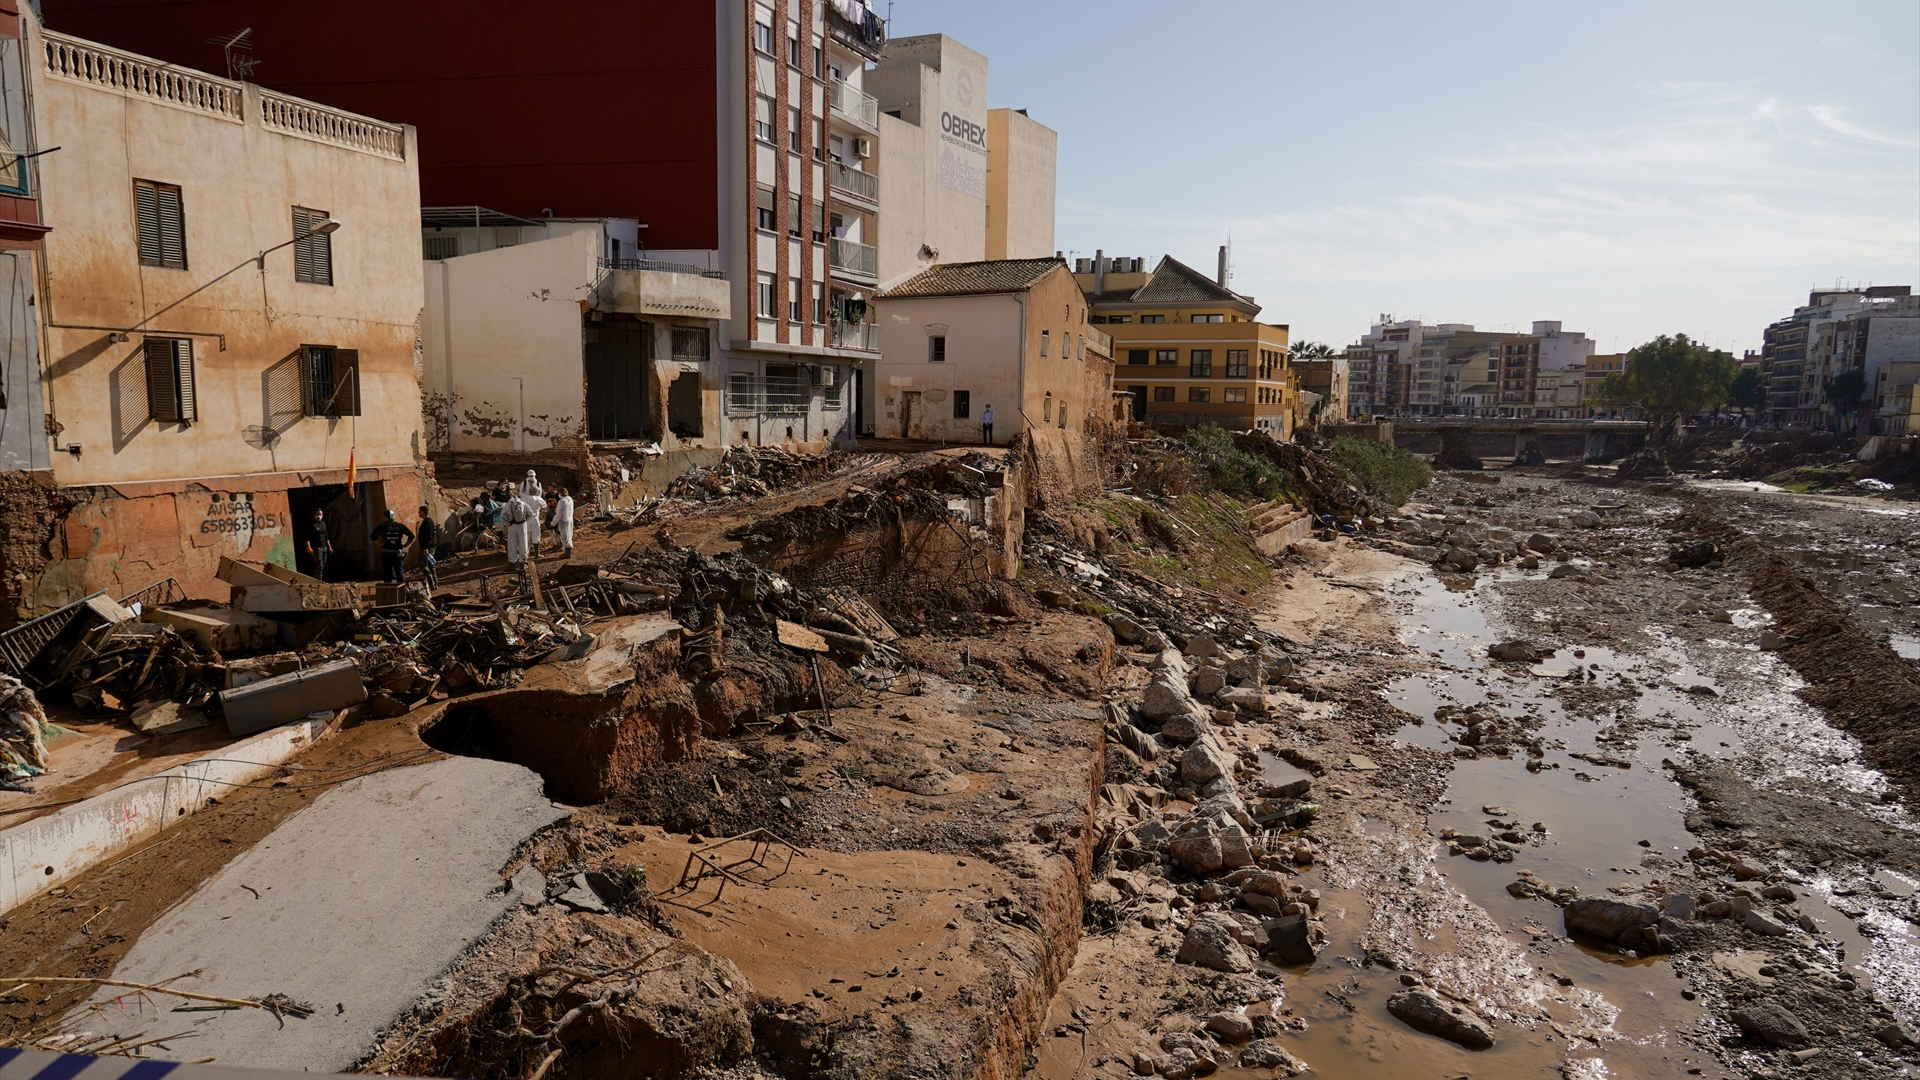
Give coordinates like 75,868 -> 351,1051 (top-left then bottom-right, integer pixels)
775,619 -> 829,653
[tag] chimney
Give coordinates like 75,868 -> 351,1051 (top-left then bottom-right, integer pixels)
1094,248 -> 1105,294
1217,244 -> 1230,287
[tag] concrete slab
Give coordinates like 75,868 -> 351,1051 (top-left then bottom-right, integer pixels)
73,756 -> 567,1072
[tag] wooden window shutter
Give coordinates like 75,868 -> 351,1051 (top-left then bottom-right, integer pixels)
156,185 -> 185,269
332,349 -> 361,416
143,338 -> 194,423
135,182 -> 161,266
293,207 -> 333,286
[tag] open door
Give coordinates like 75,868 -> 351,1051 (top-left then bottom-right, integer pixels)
900,391 -> 921,439
584,321 -> 653,441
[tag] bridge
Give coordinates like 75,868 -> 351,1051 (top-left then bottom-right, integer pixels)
1382,417 -> 1650,462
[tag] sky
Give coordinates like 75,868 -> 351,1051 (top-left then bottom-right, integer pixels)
888,0 -> 1920,355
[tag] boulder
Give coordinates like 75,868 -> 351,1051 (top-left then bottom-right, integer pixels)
1525,533 -> 1558,553
1385,989 -> 1495,1050
1260,913 -> 1317,966
1742,908 -> 1790,936
1488,640 -> 1543,663
1237,1040 -> 1302,1072
1183,634 -> 1221,659
1192,668 -> 1227,697
1563,896 -> 1660,944
1191,792 -> 1253,830
1216,826 -> 1257,870
1758,629 -> 1786,651
1180,741 -> 1235,786
1176,913 -> 1255,973
1160,712 -> 1212,745
1549,563 -> 1584,579
1156,1047 -> 1214,1080
1729,1002 -> 1810,1047
1204,1012 -> 1254,1042
1168,831 -> 1225,875
1143,673 -> 1201,722
1258,761 -> 1314,800
1107,614 -> 1151,645
1569,510 -> 1603,528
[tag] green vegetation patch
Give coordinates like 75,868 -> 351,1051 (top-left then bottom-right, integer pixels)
1183,425 -> 1298,504
1327,435 -> 1432,508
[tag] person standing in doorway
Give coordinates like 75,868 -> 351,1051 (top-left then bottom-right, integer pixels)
414,505 -> 441,588
373,509 -> 414,584
981,404 -> 995,446
303,508 -> 333,581
503,485 -> 532,569
550,487 -> 575,560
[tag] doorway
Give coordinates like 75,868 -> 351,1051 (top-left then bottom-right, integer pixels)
666,372 -> 703,440
286,482 -> 385,581
584,321 -> 653,441
900,391 -> 921,439
1128,385 -> 1147,421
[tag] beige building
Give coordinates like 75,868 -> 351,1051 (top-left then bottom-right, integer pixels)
421,227 -> 731,463
15,25 -> 427,608
986,107 -> 1057,261
873,259 -> 1111,446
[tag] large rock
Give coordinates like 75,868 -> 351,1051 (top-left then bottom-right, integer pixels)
1563,896 -> 1660,944
1167,831 -> 1225,875
1183,634 -> 1220,659
1260,913 -> 1317,965
1107,614 -> 1151,645
1191,792 -> 1252,830
1180,741 -> 1235,786
1385,989 -> 1495,1050
1159,712 -> 1212,745
1238,1040 -> 1303,1072
1216,687 -> 1269,713
1176,913 -> 1255,973
1216,826 -> 1257,870
1730,1003 -> 1810,1047
1192,668 -> 1227,697
1143,673 -> 1201,722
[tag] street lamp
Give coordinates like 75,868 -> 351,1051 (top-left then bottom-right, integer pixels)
256,219 -> 342,269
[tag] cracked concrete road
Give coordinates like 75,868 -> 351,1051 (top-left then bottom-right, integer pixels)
72,755 -> 566,1072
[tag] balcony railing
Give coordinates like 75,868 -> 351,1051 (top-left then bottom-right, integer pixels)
260,91 -> 407,159
830,237 -> 877,279
601,257 -> 726,279
828,161 -> 879,203
829,320 -> 877,350
829,79 -> 879,129
45,31 -> 241,120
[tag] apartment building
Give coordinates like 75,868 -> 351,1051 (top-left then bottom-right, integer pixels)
1073,252 -> 1295,437
1291,357 -> 1349,426
6,20 -> 426,612
0,1 -> 46,477
1346,318 -> 1593,418
1761,287 -> 1917,427
873,258 -> 1110,445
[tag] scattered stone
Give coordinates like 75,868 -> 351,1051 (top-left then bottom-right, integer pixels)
1729,1002 -> 1810,1048
1758,629 -> 1786,651
1488,641 -> 1542,663
1346,754 -> 1379,772
1874,1022 -> 1917,1049
1183,634 -> 1220,659
1237,1040 -> 1302,1071
1192,668 -> 1227,697
1108,615 -> 1151,645
1177,913 -> 1255,973
1260,913 -> 1317,966
1203,1012 -> 1254,1042
1385,989 -> 1495,1050
1563,896 -> 1659,944
1180,741 -> 1234,786
1742,908 -> 1790,936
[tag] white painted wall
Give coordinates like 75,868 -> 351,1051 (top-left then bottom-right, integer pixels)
875,292 -> 1019,443
986,108 -> 1057,261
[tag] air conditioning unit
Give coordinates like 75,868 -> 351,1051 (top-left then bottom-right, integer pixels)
852,136 -> 872,158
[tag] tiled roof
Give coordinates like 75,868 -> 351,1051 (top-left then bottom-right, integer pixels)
1086,256 -> 1261,313
879,258 -> 1066,299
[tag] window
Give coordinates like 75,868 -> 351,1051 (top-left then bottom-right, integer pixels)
755,187 -> 776,231
1127,349 -> 1148,366
1040,330 -> 1050,357
1190,349 -> 1212,377
134,179 -> 186,270
1192,314 -> 1224,324
1058,405 -> 1067,429
756,274 -> 776,317
813,119 -> 827,160
753,14 -> 776,54
143,337 -> 196,423
423,235 -> 459,260
1139,314 -> 1165,324
822,366 -> 843,408
1155,349 -> 1177,366
302,345 -> 360,417
953,389 -> 971,418
1226,349 -> 1248,378
812,284 -> 825,325
291,207 -> 333,286
787,193 -> 802,236
729,370 -> 756,414
789,107 -> 802,151
789,277 -> 802,322
1224,387 -> 1248,403
813,45 -> 825,79
1107,315 -> 1132,324
672,327 -> 710,361
755,96 -> 775,143
928,335 -> 947,362
1153,386 -> 1175,402
1188,387 -> 1211,403
810,201 -> 825,243
787,28 -> 802,67
1043,394 -> 1052,421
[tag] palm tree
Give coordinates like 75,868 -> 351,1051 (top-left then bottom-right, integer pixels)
1289,341 -> 1337,360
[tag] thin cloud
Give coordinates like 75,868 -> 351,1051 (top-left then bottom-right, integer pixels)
1808,105 -> 1920,148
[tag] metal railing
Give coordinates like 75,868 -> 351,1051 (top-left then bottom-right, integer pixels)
830,237 -> 876,278
829,79 -> 879,128
826,5 -> 888,54
828,161 -> 879,203
44,31 -> 242,120
728,375 -> 812,416
829,320 -> 876,349
600,257 -> 727,279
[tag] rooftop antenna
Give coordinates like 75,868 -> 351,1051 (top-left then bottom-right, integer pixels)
206,28 -> 258,81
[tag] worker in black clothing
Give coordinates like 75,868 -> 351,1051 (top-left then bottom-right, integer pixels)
372,509 -> 415,584
303,508 -> 333,580
414,505 -> 441,587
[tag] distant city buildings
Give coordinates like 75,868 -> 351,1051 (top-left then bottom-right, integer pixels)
1758,287 -> 1918,431
1345,319 -> 1596,420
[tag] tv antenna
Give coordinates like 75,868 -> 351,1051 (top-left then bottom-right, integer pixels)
206,28 -> 259,81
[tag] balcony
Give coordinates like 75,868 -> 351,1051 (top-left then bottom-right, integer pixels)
830,237 -> 876,281
826,3 -> 887,59
828,161 -> 879,206
829,319 -> 877,350
594,260 -> 731,320
829,79 -> 879,132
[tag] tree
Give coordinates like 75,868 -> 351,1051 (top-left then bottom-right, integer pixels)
1594,333 -> 1737,445
1289,341 -> 1337,360
1825,367 -> 1866,425
1729,366 -> 1765,419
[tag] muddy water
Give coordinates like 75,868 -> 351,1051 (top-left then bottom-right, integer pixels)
1236,567 -> 1920,1079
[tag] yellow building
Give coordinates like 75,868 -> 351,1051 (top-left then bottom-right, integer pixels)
1072,254 -> 1295,438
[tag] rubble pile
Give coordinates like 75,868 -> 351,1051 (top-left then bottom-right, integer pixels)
1366,479 -> 1623,578
663,445 -> 849,503
1022,512 -> 1262,651
1230,433 -> 1378,525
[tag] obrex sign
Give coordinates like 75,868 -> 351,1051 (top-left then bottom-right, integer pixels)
940,111 -> 986,150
